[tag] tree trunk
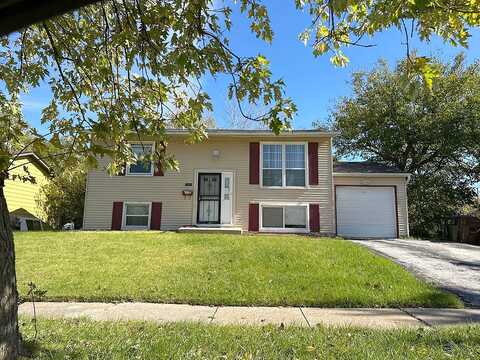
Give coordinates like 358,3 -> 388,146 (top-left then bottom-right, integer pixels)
0,174 -> 20,360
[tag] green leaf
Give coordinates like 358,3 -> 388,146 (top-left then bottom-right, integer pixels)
410,56 -> 440,89
330,52 -> 350,68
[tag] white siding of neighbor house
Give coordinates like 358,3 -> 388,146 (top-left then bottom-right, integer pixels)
333,176 -> 410,237
83,136 -> 335,234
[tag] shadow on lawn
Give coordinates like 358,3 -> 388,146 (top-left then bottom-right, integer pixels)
21,339 -> 78,359
401,291 -> 463,309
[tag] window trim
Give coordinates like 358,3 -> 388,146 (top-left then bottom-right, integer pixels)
126,141 -> 155,176
122,202 -> 151,230
260,142 -> 308,189
259,202 -> 310,233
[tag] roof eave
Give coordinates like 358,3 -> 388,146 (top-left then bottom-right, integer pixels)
333,172 -> 410,177
166,129 -> 334,138
16,152 -> 52,176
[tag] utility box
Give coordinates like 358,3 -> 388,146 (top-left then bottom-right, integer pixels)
447,223 -> 458,242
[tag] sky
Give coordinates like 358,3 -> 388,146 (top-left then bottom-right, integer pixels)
21,0 -> 480,132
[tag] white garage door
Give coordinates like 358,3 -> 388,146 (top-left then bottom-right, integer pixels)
336,186 -> 397,238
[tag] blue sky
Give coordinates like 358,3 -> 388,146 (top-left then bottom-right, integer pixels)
22,0 -> 480,132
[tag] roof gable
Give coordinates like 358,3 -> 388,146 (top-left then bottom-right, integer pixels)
15,152 -> 52,177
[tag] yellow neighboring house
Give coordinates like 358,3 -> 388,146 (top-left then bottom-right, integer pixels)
5,152 -> 51,230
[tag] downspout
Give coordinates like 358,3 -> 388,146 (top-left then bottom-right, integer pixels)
405,174 -> 411,237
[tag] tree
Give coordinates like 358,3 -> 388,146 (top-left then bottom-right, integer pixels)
37,167 -> 87,229
0,1 -> 296,356
0,0 -> 101,36
224,97 -> 268,129
297,0 -> 480,87
1,1 -> 480,358
327,54 -> 480,237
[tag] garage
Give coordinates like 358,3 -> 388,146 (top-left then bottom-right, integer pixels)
336,186 -> 398,238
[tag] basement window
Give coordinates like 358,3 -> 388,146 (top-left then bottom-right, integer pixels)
260,204 -> 308,232
124,203 -> 151,229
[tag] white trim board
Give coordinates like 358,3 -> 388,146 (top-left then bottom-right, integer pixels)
164,129 -> 334,138
333,172 -> 410,178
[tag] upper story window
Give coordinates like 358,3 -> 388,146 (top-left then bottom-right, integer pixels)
261,143 -> 306,187
285,144 -> 306,186
127,143 -> 154,176
262,144 -> 283,186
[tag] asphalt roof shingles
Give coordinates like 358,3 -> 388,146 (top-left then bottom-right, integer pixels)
333,161 -> 404,174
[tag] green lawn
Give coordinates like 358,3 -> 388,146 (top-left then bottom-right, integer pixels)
15,231 -> 462,308
20,318 -> 480,359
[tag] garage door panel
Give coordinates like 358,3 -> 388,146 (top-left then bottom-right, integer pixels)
336,186 -> 396,238
339,224 -> 394,238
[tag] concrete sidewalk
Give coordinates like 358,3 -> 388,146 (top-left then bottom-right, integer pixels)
19,302 -> 480,328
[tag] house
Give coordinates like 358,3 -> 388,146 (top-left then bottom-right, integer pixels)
5,152 -> 51,230
83,129 -> 410,238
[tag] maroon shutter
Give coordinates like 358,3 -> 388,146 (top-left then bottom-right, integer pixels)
150,202 -> 162,230
249,142 -> 260,185
308,142 -> 319,185
248,203 -> 259,232
111,202 -> 123,230
309,203 -> 320,233
154,162 -> 164,176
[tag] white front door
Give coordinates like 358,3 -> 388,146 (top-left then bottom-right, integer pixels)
221,172 -> 233,224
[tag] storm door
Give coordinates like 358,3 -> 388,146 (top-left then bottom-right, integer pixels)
197,173 -> 221,224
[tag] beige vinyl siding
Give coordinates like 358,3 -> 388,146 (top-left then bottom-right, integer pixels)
333,176 -> 409,237
83,136 -> 335,234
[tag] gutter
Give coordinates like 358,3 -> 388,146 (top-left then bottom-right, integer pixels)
165,128 -> 335,138
333,172 -> 411,178
406,173 -> 412,183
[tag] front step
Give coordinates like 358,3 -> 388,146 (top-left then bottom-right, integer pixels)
177,226 -> 243,235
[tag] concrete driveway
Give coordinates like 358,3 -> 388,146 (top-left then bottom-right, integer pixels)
353,239 -> 480,307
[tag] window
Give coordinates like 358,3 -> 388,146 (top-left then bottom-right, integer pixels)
262,207 -> 283,228
262,144 -> 282,186
285,144 -> 305,186
261,204 -> 308,231
261,143 -> 306,187
124,203 -> 150,229
127,143 -> 154,175
285,206 -> 307,228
